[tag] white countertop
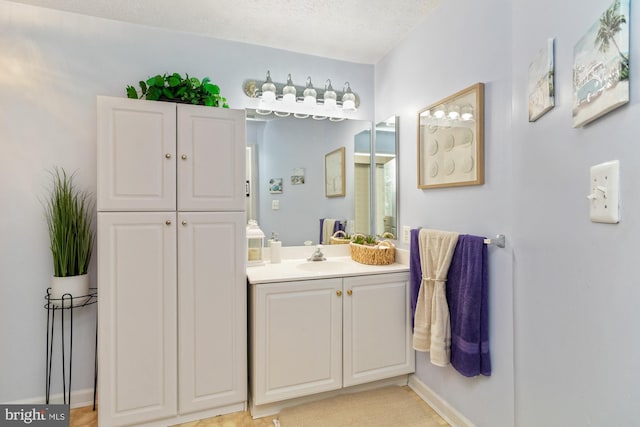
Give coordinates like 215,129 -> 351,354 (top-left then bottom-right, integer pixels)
246,246 -> 409,284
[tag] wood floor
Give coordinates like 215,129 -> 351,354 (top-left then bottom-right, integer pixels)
70,387 -> 448,426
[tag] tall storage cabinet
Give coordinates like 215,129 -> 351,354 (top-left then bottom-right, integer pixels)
97,96 -> 247,426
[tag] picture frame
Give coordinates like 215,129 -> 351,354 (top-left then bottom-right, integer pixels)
572,0 -> 629,128
528,38 -> 555,122
417,83 -> 484,189
325,147 -> 345,197
269,177 -> 283,194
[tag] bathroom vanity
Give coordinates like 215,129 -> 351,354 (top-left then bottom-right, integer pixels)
247,248 -> 414,417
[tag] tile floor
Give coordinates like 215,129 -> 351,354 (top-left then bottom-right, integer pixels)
70,387 -> 448,426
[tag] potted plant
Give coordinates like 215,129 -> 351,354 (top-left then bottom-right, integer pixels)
126,72 -> 229,108
43,168 -> 95,307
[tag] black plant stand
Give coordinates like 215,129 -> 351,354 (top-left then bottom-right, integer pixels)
44,288 -> 98,410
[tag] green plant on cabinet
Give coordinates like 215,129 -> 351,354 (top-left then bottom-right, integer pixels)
126,72 -> 229,107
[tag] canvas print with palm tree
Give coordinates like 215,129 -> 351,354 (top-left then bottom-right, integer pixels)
528,38 -> 555,122
572,0 -> 629,128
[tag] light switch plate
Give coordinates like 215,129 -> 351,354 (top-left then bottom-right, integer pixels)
272,199 -> 280,210
589,160 -> 619,224
402,226 -> 411,244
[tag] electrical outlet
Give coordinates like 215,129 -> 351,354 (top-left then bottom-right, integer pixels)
402,226 -> 411,244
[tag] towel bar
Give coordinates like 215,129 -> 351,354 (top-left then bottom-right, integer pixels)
483,234 -> 505,248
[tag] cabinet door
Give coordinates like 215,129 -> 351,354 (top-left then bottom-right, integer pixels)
252,279 -> 343,405
177,212 -> 246,414
98,212 -> 178,426
97,96 -> 177,211
177,106 -> 246,211
343,273 -> 415,387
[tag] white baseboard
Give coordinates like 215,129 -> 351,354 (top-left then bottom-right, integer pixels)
7,388 -> 96,410
408,375 -> 475,427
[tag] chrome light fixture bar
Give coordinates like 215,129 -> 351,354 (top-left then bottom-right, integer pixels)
243,71 -> 360,121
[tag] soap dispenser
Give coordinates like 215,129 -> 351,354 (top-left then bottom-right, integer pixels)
269,232 -> 282,264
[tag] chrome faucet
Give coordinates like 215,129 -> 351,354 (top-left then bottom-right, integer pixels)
307,244 -> 326,262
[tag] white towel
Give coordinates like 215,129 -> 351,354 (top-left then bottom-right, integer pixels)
322,219 -> 336,244
412,229 -> 459,367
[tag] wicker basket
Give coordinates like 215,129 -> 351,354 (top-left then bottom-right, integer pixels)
349,240 -> 396,265
330,230 -> 351,245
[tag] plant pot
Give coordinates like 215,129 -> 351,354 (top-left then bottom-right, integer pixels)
50,274 -> 90,308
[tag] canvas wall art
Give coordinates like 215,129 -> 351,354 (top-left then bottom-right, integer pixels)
528,38 -> 555,122
572,0 -> 629,128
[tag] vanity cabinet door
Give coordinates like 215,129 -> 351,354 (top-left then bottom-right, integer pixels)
343,273 -> 414,387
251,278 -> 343,405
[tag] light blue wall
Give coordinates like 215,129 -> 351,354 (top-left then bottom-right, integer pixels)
0,0 -> 373,403
375,1 -> 514,426
378,0 -> 640,425
511,0 -> 640,425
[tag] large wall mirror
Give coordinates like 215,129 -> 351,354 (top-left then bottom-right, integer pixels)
246,113 -> 398,246
246,115 -> 371,245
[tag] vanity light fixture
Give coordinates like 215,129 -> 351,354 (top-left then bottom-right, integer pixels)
243,72 -> 360,120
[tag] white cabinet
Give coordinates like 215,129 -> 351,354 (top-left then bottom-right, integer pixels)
343,274 -> 414,387
250,272 -> 413,407
177,212 -> 246,414
252,278 -> 343,405
98,212 -> 178,426
97,97 -> 246,426
97,97 -> 245,212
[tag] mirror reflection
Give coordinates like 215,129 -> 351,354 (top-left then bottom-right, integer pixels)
246,116 -> 371,246
374,117 -> 398,238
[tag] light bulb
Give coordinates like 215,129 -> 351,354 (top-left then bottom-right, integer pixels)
341,82 -> 356,111
261,70 -> 276,103
433,106 -> 446,119
448,104 -> 460,120
282,73 -> 296,104
303,77 -> 317,105
461,104 -> 474,121
323,79 -> 337,109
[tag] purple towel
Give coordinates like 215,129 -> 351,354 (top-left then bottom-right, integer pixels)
446,234 -> 491,377
409,228 -> 422,327
319,218 -> 346,244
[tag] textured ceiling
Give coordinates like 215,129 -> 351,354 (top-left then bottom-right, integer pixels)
8,0 -> 439,64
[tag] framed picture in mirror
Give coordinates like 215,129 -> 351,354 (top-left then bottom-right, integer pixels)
417,82 -> 484,189
325,147 -> 345,197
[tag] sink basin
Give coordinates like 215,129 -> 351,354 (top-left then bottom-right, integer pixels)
296,260 -> 354,273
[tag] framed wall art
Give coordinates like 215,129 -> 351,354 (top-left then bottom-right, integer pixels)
417,83 -> 484,189
528,38 -> 555,122
325,147 -> 345,197
572,0 -> 629,128
269,177 -> 283,194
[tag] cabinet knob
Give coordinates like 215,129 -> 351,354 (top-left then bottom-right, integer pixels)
181,154 -> 188,160
165,220 -> 172,226
347,289 -> 353,296
336,290 -> 342,297
181,220 -> 187,226
165,153 -> 172,159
